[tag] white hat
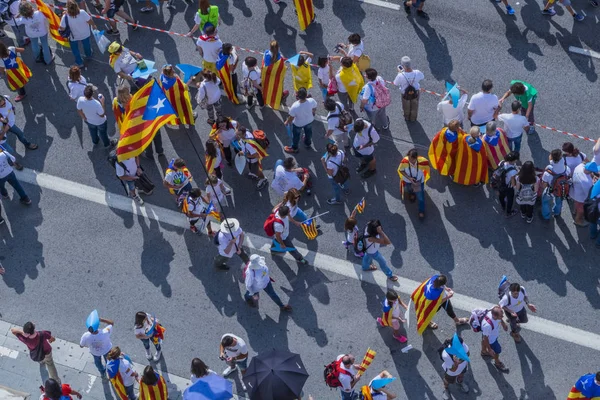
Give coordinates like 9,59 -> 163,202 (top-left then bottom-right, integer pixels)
248,254 -> 267,270
220,218 -> 240,233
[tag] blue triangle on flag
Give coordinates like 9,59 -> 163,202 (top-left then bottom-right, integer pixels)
176,64 -> 203,83
143,81 -> 176,121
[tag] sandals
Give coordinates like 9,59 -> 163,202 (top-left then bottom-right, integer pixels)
428,322 -> 438,330
455,317 -> 469,325
388,275 -> 399,282
27,143 -> 38,150
366,264 -> 378,271
494,362 -> 509,373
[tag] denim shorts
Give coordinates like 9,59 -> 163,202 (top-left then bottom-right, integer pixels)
489,339 -> 502,354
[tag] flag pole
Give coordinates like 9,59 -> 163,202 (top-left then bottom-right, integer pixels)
300,211 -> 330,224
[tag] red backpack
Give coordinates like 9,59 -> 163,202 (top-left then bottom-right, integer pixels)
263,213 -> 283,237
324,358 -> 354,388
546,162 -> 570,199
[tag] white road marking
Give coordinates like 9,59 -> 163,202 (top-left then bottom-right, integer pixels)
85,375 -> 97,394
569,46 -> 600,60
0,345 -> 19,359
13,168 -> 600,353
358,0 -> 401,11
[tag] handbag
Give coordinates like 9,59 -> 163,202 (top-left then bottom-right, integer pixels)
406,162 -> 422,192
135,171 -> 155,194
59,14 -> 71,39
327,77 -> 338,96
29,333 -> 46,362
329,159 -> 350,184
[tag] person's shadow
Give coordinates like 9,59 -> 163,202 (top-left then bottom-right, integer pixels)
139,214 -> 174,297
517,339 -> 557,399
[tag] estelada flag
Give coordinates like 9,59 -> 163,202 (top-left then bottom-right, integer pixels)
138,373 -> 168,400
482,127 -> 510,170
116,79 -> 177,162
301,218 -> 318,240
411,275 -> 446,335
112,98 -> 127,134
567,373 -> 600,399
261,52 -> 287,109
205,146 -> 224,175
428,127 -> 462,176
397,155 -> 430,200
2,50 -> 31,91
35,0 -> 70,48
106,359 -> 129,400
216,51 -> 240,105
452,135 -> 489,185
158,73 -> 194,125
294,0 -> 314,31
338,63 -> 364,104
379,298 -> 398,327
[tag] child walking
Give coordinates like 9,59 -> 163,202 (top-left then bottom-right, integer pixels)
377,289 -> 408,343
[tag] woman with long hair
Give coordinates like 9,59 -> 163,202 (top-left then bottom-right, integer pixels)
133,311 -> 165,361
514,161 -> 539,224
59,0 -> 97,68
138,366 -> 168,400
273,188 -> 308,225
562,141 -> 588,177
67,65 -> 89,101
112,86 -> 131,134
158,64 -> 195,126
0,41 -> 30,102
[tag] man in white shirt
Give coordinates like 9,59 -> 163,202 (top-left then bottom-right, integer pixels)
219,333 -> 248,386
80,316 -> 114,378
107,42 -> 144,83
214,218 -> 249,270
0,95 -> 38,170
352,119 -> 380,179
468,79 -> 499,128
77,86 -> 110,147
271,157 -> 308,196
480,306 -> 509,372
115,156 -> 144,204
195,25 -> 222,73
271,205 -> 308,265
498,100 -> 530,153
441,338 -> 470,400
393,56 -> 424,122
499,282 -> 537,342
437,90 -> 468,127
244,254 -> 291,311
541,149 -> 571,220
284,88 -> 317,153
0,146 -> 31,204
336,354 -> 361,400
325,98 -> 350,149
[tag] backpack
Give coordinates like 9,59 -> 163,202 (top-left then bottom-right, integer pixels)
353,230 -> 366,255
516,182 -> 536,204
468,308 -> 491,333
546,164 -> 570,199
583,188 -> 600,223
372,81 -> 391,109
251,130 -> 270,150
327,103 -> 353,130
263,213 -> 283,237
402,73 -> 418,100
497,276 -> 524,305
0,0 -> 18,21
436,336 -> 465,361
490,162 -> 515,191
324,358 -> 354,388
356,54 -> 371,72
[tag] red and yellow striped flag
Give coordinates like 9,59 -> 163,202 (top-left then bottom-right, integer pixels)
4,57 -> 31,91
428,127 -> 462,176
294,0 -> 315,31
397,155 -> 430,200
411,275 -> 446,335
138,374 -> 168,400
217,52 -> 240,105
35,0 -> 70,48
261,56 -> 287,109
452,135 -> 489,186
483,128 -> 511,170
112,98 -> 127,133
107,361 -> 129,400
356,348 -> 376,377
158,74 -> 195,125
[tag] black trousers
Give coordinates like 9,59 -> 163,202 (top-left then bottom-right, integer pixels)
437,299 -> 457,319
499,187 -> 515,214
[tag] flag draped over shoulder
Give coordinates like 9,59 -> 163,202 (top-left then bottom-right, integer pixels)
35,0 -> 70,48
301,218 -> 318,240
261,53 -> 287,109
411,275 -> 445,335
138,374 -> 168,400
217,51 -> 239,105
112,98 -> 126,133
452,135 -> 489,185
116,80 -> 177,162
2,51 -> 31,91
157,73 -> 194,125
338,64 -> 364,104
294,0 -> 314,31
380,299 -> 395,327
397,156 -> 431,200
106,359 -> 128,400
428,127 -> 462,176
567,373 -> 600,399
483,128 -> 511,170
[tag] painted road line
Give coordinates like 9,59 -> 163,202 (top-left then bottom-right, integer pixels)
569,46 -> 600,60
358,0 -> 401,11
13,168 -> 600,353
0,345 -> 18,359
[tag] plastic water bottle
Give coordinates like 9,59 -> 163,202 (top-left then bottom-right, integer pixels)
401,345 -> 413,353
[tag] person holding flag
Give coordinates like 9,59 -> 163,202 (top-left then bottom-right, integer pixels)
411,274 -> 469,334
428,120 -> 463,178
0,42 -> 31,102
214,218 -> 250,270
377,289 -> 408,343
335,57 -> 364,112
138,366 -> 168,400
181,188 -> 212,235
133,312 -> 164,361
567,372 -> 600,399
18,2 -> 54,65
216,44 -> 240,105
106,346 -> 138,400
261,40 -> 289,109
158,65 -> 194,126
397,148 -> 430,219
243,254 -> 292,311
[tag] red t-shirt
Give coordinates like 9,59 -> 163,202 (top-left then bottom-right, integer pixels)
40,383 -> 73,400
16,330 -> 53,355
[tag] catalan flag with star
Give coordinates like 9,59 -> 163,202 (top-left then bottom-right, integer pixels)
261,51 -> 287,109
206,201 -> 221,222
138,372 -> 168,400
294,0 -> 315,31
158,71 -> 194,125
1,48 -> 31,91
106,359 -> 129,400
35,0 -> 70,48
301,218 -> 318,240
411,274 -> 446,335
355,198 -> 366,214
567,373 -> 600,399
116,79 -> 177,162
216,51 -> 239,105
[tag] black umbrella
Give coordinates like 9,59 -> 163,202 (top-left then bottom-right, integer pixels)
242,349 -> 309,400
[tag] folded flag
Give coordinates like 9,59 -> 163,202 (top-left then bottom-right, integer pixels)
301,218 -> 318,240
355,198 -> 366,214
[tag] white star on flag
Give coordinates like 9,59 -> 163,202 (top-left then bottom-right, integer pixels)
7,58 -> 17,68
161,76 -> 168,85
150,97 -> 166,114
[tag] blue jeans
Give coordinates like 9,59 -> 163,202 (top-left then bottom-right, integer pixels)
590,218 -> 600,246
541,193 -> 563,220
93,353 -> 108,375
0,171 -> 28,200
86,121 -> 109,147
293,208 -> 307,222
362,250 -> 393,277
70,36 -> 92,66
341,390 -> 358,400
31,34 -> 52,64
405,182 -> 425,213
321,87 -> 328,102
244,281 -> 284,308
508,135 -> 522,153
329,177 -> 349,202
141,338 -> 161,352
124,384 -> 135,400
291,122 -> 313,150
8,125 -> 31,147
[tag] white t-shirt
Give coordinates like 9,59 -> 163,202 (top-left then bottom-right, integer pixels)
317,66 -> 329,84
273,211 -> 290,240
113,49 -> 138,75
68,78 -> 88,100
498,113 -> 529,139
217,121 -> 237,147
327,102 -> 346,136
468,92 -> 499,125
499,287 -> 527,313
221,334 -> 247,359
217,227 -> 243,258
565,153 -> 586,177
18,12 -> 48,38
336,355 -> 357,392
0,100 -> 16,127
335,70 -> 346,93
441,342 -> 470,376
185,196 -> 207,221
347,41 -> 364,59
0,150 -> 15,179
393,70 -> 424,94
571,163 -> 594,203
80,325 -> 113,357
353,123 -> 380,156
325,150 -> 345,177
289,98 -> 317,127
368,377 -> 388,399
542,160 -> 570,185
133,313 -> 154,338
361,77 -> 385,112
502,162 -> 518,186
285,200 -> 300,218
400,162 -> 425,183
242,64 -> 261,86
206,179 -> 226,202
437,94 -> 468,125
115,158 -> 138,178
271,165 -> 303,196
198,79 -> 222,105
245,265 -> 271,294
60,11 -> 91,41
118,357 -> 136,387
196,36 -> 223,63
481,313 -> 500,344
77,97 -> 106,126
364,228 -> 380,255
242,131 -> 258,164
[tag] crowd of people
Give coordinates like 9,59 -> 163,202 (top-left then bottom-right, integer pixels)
0,0 -> 599,399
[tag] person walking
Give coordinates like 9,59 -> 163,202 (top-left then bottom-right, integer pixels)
324,98 -> 351,150
322,143 -> 350,205
77,85 -> 110,148
235,125 -> 268,189
398,148 -> 430,219
467,79 -> 499,129
134,312 -> 164,361
219,333 -> 248,389
242,56 -> 264,108
243,254 -> 292,311
115,156 -> 145,204
480,306 -> 509,372
194,25 -> 222,74
197,71 -> 222,125
214,218 -> 250,270
541,149 -> 571,220
80,316 -> 114,379
11,322 -> 60,383
268,205 -> 309,265
273,188 -> 308,223
377,289 -> 408,343
499,80 -> 538,135
541,0 -> 584,21
1,0 -> 30,48
59,1 -> 97,68
403,0 -> 430,19
335,354 -> 361,400
182,188 -> 212,235
393,56 -> 424,122
498,100 -> 530,152
106,346 -> 138,400
360,68 -> 390,131
362,220 -> 399,282
17,2 -> 53,65
101,0 -> 138,36
440,337 -> 470,400
514,161 -> 539,224
353,118 -> 380,179
496,152 -> 519,218
284,87 -> 317,153
41,378 -> 83,400
0,146 -> 31,204
0,42 -> 30,102
571,162 -> 597,227
499,282 -> 537,343
138,365 -> 168,400
0,94 -> 38,168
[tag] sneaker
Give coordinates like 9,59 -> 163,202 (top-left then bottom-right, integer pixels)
442,389 -> 450,400
20,197 -> 32,205
382,116 -> 390,130
132,20 -> 140,31
393,334 -> 408,343
542,7 -> 556,15
573,13 -> 584,21
591,0 -> 599,7
140,6 -> 153,12
133,195 -> 144,205
145,349 -> 152,360
222,366 -> 237,376
284,146 -> 299,154
459,381 -> 469,393
376,317 -> 384,327
153,350 -> 162,361
506,210 -> 518,218
526,216 -> 533,224
106,28 -> 120,36
190,225 -> 199,234
416,10 -> 429,19
256,179 -> 268,190
327,198 -> 342,205
14,94 -> 26,102
506,4 -> 515,14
